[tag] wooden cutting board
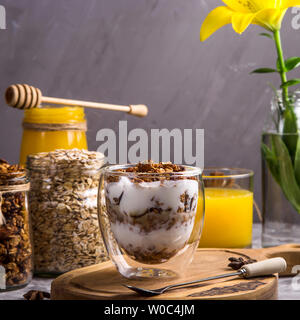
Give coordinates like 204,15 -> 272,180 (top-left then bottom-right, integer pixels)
51,244 -> 300,300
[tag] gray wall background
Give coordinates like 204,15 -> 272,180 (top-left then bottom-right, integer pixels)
0,0 -> 300,215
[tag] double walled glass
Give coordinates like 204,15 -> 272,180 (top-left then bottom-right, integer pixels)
98,164 -> 204,280
199,168 -> 254,248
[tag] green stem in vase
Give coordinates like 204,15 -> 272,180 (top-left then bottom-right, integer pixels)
273,30 -> 298,162
274,30 -> 288,102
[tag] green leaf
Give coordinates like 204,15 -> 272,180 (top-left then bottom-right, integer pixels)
283,106 -> 298,162
272,135 -> 300,213
259,32 -> 273,40
281,79 -> 300,88
284,57 -> 300,72
276,57 -> 300,72
251,68 -> 278,74
294,138 -> 300,187
261,142 -> 280,184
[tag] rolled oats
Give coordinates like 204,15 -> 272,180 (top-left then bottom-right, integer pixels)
27,149 -> 108,275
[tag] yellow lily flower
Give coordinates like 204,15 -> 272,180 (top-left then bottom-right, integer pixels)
200,0 -> 300,41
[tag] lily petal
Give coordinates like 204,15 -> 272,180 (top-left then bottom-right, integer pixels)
282,0 -> 300,8
254,8 -> 288,30
200,6 -> 234,41
222,0 -> 252,13
232,12 -> 256,34
222,0 -> 277,13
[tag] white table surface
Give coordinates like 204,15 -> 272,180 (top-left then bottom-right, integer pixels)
0,224 -> 299,300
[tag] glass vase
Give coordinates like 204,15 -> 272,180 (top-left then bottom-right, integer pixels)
262,91 -> 300,247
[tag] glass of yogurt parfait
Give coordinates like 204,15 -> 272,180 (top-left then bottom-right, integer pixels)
97,161 -> 205,279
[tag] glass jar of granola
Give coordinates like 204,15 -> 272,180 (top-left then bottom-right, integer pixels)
27,149 -> 108,276
0,160 -> 32,291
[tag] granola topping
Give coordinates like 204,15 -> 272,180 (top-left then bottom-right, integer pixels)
106,161 -> 195,183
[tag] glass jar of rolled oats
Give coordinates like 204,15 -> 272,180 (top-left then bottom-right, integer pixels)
27,149 -> 108,276
0,160 -> 33,291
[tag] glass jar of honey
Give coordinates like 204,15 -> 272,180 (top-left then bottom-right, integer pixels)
19,107 -> 88,165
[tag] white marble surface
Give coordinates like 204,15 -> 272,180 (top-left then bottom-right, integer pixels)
0,224 -> 299,300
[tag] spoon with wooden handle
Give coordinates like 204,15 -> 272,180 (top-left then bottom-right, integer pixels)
5,84 -> 148,117
123,258 -> 287,297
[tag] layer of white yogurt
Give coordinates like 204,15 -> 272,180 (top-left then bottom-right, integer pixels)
106,176 -> 198,217
110,219 -> 194,255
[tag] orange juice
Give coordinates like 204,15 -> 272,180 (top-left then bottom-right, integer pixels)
198,188 -> 253,248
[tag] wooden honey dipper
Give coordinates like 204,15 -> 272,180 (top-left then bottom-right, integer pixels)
5,84 -> 148,117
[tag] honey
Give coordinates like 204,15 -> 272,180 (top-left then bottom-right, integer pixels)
19,107 -> 88,164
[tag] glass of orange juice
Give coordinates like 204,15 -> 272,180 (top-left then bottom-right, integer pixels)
198,168 -> 254,248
